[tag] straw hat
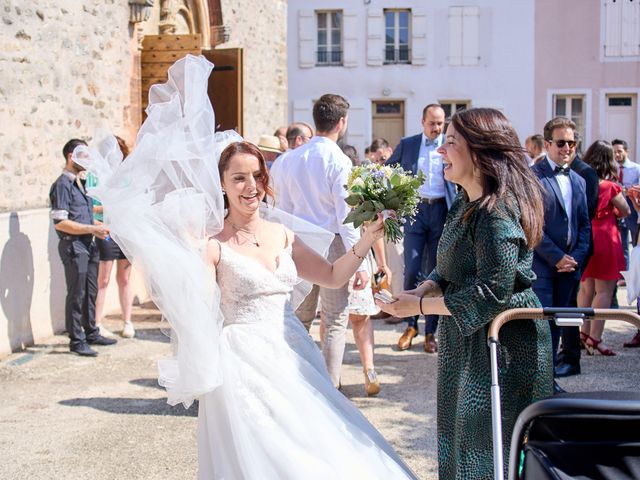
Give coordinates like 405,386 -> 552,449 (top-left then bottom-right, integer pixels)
257,135 -> 282,153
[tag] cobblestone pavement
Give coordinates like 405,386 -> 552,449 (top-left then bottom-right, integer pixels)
1,289 -> 638,479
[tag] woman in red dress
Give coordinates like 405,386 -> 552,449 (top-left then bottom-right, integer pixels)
578,140 -> 631,355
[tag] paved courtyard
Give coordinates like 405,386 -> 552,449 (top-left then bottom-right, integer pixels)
1,290 -> 638,479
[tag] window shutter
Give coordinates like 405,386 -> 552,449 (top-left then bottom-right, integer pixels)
448,7 -> 463,66
298,10 -> 315,68
604,0 -> 621,57
411,8 -> 427,66
343,9 -> 358,67
621,0 -> 640,56
462,6 -> 480,65
366,8 -> 384,66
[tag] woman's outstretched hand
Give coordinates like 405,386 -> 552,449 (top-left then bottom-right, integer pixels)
375,293 -> 420,317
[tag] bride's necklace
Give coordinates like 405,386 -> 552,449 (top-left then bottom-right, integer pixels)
227,219 -> 261,247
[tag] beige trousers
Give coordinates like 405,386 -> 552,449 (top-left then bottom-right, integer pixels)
295,236 -> 349,387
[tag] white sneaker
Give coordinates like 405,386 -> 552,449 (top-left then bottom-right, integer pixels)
121,321 -> 135,338
98,325 -> 115,338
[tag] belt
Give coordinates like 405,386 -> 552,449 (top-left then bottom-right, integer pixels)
60,234 -> 94,242
420,197 -> 446,205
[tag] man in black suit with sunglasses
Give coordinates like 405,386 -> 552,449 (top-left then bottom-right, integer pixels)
531,118 -> 591,389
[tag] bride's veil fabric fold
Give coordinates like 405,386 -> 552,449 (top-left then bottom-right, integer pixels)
74,55 -> 333,407
76,55 -> 333,408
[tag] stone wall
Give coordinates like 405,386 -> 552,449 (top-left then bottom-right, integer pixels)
219,0 -> 288,143
0,0 -> 139,212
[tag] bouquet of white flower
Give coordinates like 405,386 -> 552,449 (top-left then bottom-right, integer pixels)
343,163 -> 425,243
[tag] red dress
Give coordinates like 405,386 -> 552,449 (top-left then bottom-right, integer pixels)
582,180 -> 625,281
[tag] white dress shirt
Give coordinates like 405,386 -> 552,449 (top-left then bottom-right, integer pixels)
417,133 -> 446,199
270,136 -> 363,258
547,157 -> 573,245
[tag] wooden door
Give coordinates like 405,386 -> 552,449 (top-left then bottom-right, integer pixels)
372,100 -> 405,149
202,48 -> 243,134
605,94 -> 637,161
140,34 -> 202,114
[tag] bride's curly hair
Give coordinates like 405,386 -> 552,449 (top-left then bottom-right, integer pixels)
451,108 -> 545,248
218,141 -> 275,210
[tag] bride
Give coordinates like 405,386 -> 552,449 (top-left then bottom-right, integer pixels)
85,55 -> 417,479
198,140 -> 416,479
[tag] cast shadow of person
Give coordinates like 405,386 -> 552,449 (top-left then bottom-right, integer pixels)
47,218 -> 66,334
0,212 -> 35,351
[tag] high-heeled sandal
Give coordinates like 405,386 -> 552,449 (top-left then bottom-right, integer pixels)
585,337 -> 617,356
580,331 -> 589,350
364,368 -> 381,397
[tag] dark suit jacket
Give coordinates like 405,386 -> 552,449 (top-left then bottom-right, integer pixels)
386,133 -> 457,208
532,157 -> 591,279
570,156 -> 599,264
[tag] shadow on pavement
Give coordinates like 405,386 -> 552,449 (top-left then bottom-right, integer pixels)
59,397 -> 198,417
130,377 -> 165,391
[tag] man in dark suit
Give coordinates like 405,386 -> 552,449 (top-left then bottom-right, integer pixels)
553,150 -> 598,377
386,104 -> 456,353
532,118 -> 591,384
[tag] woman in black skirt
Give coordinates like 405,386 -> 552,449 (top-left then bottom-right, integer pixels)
89,136 -> 135,338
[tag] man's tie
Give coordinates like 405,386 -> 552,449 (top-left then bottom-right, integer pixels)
554,165 -> 570,176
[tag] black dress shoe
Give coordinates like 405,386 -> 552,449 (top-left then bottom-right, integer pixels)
70,342 -> 98,357
553,380 -> 566,395
87,334 -> 118,346
554,362 -> 581,378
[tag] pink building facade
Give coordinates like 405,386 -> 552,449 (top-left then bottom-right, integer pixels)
535,0 -> 640,159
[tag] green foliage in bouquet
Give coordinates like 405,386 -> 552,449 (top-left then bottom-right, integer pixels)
343,164 -> 426,243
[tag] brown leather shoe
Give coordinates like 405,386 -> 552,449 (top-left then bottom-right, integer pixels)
424,333 -> 438,353
384,316 -> 404,325
624,330 -> 640,348
398,327 -> 418,350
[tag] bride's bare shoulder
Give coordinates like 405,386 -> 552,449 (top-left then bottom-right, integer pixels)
206,236 -> 222,266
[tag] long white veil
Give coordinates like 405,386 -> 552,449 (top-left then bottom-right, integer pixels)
77,55 -> 333,407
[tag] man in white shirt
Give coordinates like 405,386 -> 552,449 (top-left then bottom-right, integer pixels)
270,94 -> 367,387
613,138 -> 640,269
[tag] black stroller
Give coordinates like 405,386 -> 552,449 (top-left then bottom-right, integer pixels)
488,307 -> 640,480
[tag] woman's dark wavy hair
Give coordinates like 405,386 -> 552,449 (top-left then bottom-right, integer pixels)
218,141 -> 275,210
450,108 -> 545,247
583,140 -> 617,181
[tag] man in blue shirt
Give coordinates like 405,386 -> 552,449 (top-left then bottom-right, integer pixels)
387,104 -> 456,353
50,139 -> 117,356
613,138 -> 640,271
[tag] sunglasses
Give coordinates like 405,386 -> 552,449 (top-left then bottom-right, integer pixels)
547,139 -> 577,149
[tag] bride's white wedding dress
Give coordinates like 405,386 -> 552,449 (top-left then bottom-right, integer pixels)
198,242 -> 417,479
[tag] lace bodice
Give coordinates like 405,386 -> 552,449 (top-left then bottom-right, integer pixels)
216,244 -> 298,326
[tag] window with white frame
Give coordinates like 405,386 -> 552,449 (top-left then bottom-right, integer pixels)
316,11 -> 342,66
448,6 -> 480,66
552,95 -> 586,144
384,9 -> 411,64
603,0 -> 640,58
440,101 -> 470,121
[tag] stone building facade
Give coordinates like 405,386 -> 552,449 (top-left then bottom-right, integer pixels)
0,0 -> 287,356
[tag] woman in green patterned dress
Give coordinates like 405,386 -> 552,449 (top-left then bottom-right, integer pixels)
377,108 -> 553,479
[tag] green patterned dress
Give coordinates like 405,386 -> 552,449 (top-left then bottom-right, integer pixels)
426,193 -> 552,479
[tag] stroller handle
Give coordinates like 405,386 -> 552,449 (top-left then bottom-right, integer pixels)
488,308 -> 640,342
487,307 -> 640,480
